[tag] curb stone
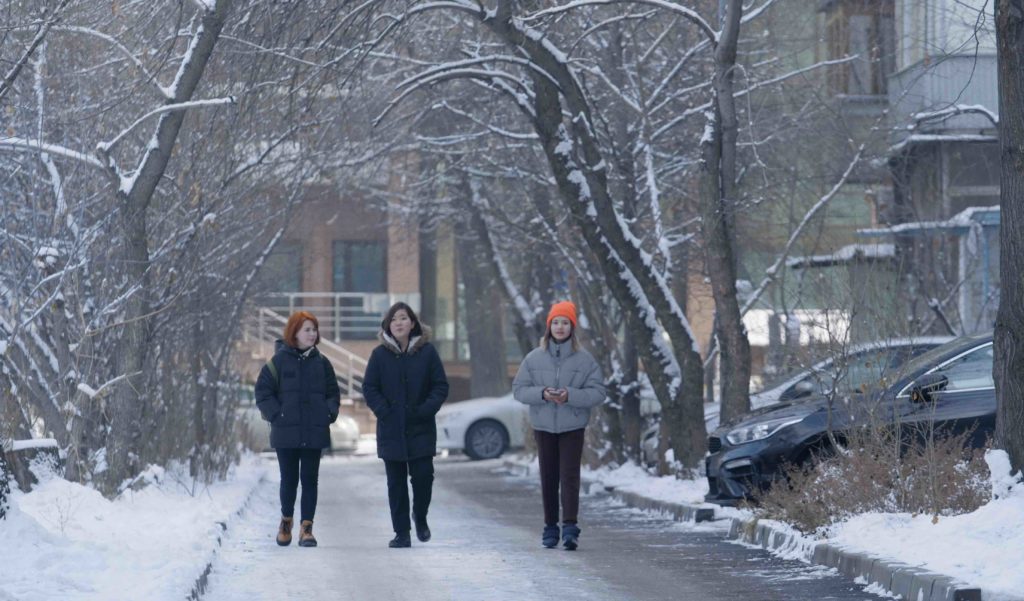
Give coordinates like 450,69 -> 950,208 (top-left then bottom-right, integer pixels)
187,472 -> 267,601
501,459 -> 1003,601
730,517 -> 994,601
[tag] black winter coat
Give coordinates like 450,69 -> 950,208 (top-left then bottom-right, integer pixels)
362,327 -> 449,461
255,340 -> 341,450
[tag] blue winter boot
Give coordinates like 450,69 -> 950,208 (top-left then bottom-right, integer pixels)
542,524 -> 560,548
561,523 -> 580,551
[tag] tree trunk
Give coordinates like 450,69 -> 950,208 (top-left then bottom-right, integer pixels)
700,0 -> 751,425
464,178 -> 542,359
456,210 -> 509,399
620,328 -> 642,462
480,6 -> 707,468
994,0 -> 1024,472
103,1 -> 232,494
190,315 -> 206,480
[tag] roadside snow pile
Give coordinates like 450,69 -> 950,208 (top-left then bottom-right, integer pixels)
586,461 -> 710,506
825,450 -> 1024,599
0,454 -> 268,601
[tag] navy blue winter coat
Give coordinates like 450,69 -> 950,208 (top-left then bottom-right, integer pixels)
362,327 -> 449,461
255,340 -> 341,450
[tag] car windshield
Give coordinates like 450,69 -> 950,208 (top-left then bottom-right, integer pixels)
758,342 -> 934,394
802,348 -> 918,396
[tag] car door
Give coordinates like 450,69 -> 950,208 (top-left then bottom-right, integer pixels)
899,342 -> 996,447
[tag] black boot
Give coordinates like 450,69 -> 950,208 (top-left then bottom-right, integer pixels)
561,523 -> 580,551
414,516 -> 431,542
541,524 -> 560,549
388,532 -> 412,548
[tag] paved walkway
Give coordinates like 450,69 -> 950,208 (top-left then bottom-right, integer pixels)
203,456 -> 887,601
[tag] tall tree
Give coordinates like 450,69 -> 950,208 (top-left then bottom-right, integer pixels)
994,0 -> 1024,472
700,0 -> 752,424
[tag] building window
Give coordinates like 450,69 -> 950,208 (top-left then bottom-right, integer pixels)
332,240 -> 387,340
332,241 -> 387,292
261,241 -> 302,293
825,0 -> 896,96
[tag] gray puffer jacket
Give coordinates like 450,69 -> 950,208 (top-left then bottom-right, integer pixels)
513,339 -> 606,433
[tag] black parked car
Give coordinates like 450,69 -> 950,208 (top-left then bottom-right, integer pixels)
705,333 -> 995,506
639,338 -> 950,468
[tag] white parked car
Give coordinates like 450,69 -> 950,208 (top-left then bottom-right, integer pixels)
238,399 -> 360,454
436,394 -> 528,460
328,414 -> 360,454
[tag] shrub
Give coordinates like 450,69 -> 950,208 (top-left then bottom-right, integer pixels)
752,425 -> 991,534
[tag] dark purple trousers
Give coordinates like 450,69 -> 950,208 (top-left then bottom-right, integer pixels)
534,428 -> 586,526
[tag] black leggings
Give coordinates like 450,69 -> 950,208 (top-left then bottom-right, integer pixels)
276,448 -> 322,522
384,456 -> 434,534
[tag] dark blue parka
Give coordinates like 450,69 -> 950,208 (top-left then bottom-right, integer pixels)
362,326 -> 449,461
255,340 -> 341,450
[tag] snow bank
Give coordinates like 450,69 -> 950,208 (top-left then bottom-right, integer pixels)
585,461 -> 710,506
0,455 -> 268,601
825,450 -> 1024,599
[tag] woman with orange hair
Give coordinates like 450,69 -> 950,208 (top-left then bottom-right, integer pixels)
513,301 -> 605,550
255,311 -> 340,548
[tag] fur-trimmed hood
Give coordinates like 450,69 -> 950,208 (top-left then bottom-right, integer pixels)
378,325 -> 433,355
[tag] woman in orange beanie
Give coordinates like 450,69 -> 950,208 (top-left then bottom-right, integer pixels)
512,300 -> 605,550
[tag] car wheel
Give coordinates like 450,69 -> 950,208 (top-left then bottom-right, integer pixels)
463,419 -> 509,460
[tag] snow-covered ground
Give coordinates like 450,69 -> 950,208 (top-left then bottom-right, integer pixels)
823,451 -> 1024,601
0,455 -> 268,601
3,435 -> 1021,600
509,450 -> 1024,600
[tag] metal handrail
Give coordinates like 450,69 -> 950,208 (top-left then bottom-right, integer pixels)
244,307 -> 369,398
252,291 -> 421,343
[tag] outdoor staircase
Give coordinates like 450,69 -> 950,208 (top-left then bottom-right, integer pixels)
240,307 -> 377,434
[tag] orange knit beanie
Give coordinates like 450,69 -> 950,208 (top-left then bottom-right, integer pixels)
546,301 -> 578,329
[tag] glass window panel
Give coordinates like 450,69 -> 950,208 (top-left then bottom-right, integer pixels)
332,241 -> 386,292
332,240 -> 387,340
934,344 -> 995,391
332,241 -> 347,293
262,242 -> 302,292
948,144 -> 1001,189
350,242 -> 386,292
847,15 -> 873,95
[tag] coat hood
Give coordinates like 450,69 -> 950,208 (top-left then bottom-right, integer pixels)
378,325 -> 433,355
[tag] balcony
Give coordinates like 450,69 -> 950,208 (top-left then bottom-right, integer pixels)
887,55 -> 999,148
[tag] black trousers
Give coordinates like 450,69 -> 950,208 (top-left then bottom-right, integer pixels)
534,428 -> 586,526
276,448 -> 322,522
384,456 -> 434,534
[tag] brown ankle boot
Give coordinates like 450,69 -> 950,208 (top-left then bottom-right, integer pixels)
276,517 -> 293,546
298,520 -> 317,547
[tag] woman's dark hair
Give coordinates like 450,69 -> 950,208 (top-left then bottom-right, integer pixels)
382,302 -> 423,338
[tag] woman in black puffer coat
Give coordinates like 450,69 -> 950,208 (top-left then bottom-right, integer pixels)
362,302 -> 449,548
255,311 -> 340,548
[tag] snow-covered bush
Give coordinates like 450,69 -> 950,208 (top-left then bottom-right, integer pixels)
753,426 -> 991,533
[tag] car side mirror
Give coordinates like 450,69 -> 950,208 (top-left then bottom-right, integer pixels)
910,373 -> 948,403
